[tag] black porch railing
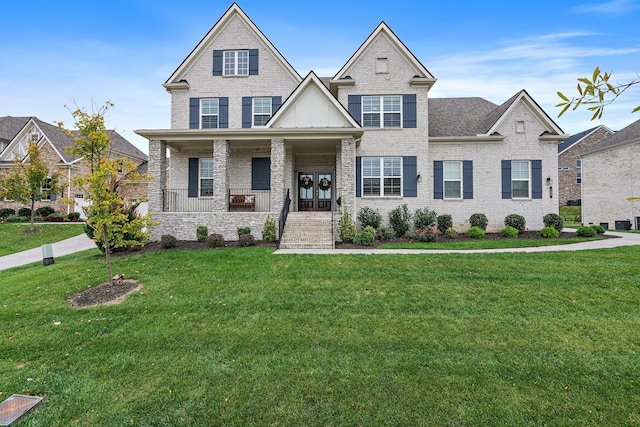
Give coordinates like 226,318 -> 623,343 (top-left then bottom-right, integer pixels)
277,189 -> 291,248
161,189 -> 271,212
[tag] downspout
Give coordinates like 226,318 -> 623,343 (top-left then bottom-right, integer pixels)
67,166 -> 72,214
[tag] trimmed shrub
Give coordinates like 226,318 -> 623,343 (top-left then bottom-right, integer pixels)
591,225 -> 606,234
160,234 -> 177,249
6,215 -> 28,223
43,214 -> 66,222
67,212 -> 81,221
262,217 -> 277,243
196,226 -> 208,242
238,233 -> 256,247
363,225 -> 376,235
0,208 -> 16,220
444,227 -> 458,239
357,207 -> 382,230
354,230 -> 375,246
376,227 -> 394,241
18,207 -> 31,217
338,206 -> 357,243
539,226 -> 560,238
237,226 -> 251,238
207,233 -> 225,247
35,206 -> 55,217
504,214 -> 526,233
469,213 -> 488,231
436,214 -> 453,234
410,227 -> 437,242
543,213 -> 564,232
576,226 -> 597,237
500,226 -> 519,238
467,226 -> 485,239
389,204 -> 412,237
414,207 -> 437,230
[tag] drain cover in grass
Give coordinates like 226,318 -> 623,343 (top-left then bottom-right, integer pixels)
0,394 -> 43,426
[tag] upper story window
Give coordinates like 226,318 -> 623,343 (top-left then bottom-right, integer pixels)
362,95 -> 401,128
224,50 -> 249,76
362,157 -> 402,197
511,161 -> 530,198
200,99 -> 219,129
576,159 -> 582,168
253,98 -> 272,127
443,161 -> 462,199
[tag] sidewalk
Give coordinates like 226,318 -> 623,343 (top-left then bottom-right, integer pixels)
0,233 -> 96,271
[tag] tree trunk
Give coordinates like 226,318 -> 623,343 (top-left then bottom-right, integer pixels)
103,228 -> 113,286
29,197 -> 36,232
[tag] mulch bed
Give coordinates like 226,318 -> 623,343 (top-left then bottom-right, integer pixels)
68,279 -> 142,308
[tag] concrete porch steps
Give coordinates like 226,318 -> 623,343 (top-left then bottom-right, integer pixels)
279,211 -> 334,249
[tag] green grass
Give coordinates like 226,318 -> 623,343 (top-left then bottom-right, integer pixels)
380,236 -> 598,250
2,246 -> 640,425
0,223 -> 85,256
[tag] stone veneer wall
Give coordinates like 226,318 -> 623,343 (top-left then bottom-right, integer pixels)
149,212 -> 272,241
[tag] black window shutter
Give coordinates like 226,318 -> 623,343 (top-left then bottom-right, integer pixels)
213,50 -> 223,76
348,95 -> 362,125
188,158 -> 199,198
501,160 -> 512,199
219,97 -> 229,128
463,160 -> 473,199
402,94 -> 417,128
251,158 -> 271,190
403,156 -> 417,197
433,160 -> 443,199
242,97 -> 253,128
249,49 -> 259,75
272,96 -> 282,114
189,98 -> 200,129
532,160 -> 542,199
356,156 -> 362,197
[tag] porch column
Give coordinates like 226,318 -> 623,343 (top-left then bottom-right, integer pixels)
148,139 -> 166,213
340,137 -> 356,217
213,139 -> 229,211
270,138 -> 285,213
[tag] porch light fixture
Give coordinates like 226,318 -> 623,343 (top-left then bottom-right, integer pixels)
546,177 -> 552,186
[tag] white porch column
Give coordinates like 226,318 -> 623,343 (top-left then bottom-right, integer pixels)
340,137 -> 356,217
270,138 -> 285,214
148,139 -> 166,213
213,139 -> 229,211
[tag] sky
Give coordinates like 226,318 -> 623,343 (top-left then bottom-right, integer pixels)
1,0 -> 639,154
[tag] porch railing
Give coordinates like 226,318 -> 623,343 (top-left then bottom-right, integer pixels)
161,189 -> 271,212
277,189 -> 291,248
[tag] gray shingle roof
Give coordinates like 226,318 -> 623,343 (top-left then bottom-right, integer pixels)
583,118 -> 640,155
428,97 -> 499,137
0,116 -> 30,144
557,126 -> 599,153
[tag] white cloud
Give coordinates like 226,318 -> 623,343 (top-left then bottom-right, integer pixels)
574,0 -> 639,16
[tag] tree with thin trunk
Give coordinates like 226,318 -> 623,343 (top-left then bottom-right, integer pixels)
0,142 -> 60,232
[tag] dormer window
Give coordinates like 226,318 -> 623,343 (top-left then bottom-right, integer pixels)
224,50 -> 249,76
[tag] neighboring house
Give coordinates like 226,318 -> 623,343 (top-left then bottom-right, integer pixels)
557,125 -> 613,206
581,118 -> 640,230
0,116 -> 148,217
136,3 -> 567,243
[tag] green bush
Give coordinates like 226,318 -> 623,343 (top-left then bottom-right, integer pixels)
357,207 -> 382,229
466,226 -> 485,239
160,234 -> 177,249
469,213 -> 488,231
238,233 -> 256,247
354,231 -> 375,246
389,204 -> 412,237
414,207 -> 437,230
196,226 -> 209,242
576,226 -> 597,237
18,207 -> 31,217
591,225 -> 606,234
338,206 -> 357,243
543,213 -> 564,232
363,225 -> 376,235
0,208 -> 16,220
436,214 -> 453,234
410,227 -> 437,242
237,226 -> 251,238
504,214 -> 526,233
262,217 -> 277,243
539,226 -> 560,238
375,227 -> 395,241
444,227 -> 458,239
6,215 -> 28,223
67,212 -> 81,221
35,206 -> 55,217
500,226 -> 519,238
207,233 -> 225,247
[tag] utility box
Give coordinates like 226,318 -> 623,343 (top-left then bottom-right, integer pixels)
41,244 -> 54,266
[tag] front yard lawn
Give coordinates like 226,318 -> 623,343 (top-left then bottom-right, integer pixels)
0,223 -> 85,256
1,246 -> 639,425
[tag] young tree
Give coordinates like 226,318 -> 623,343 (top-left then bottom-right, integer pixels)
0,142 -> 59,231
557,67 -> 640,120
58,102 -> 157,285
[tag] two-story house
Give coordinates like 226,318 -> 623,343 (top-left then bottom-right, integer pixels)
136,3 -> 566,246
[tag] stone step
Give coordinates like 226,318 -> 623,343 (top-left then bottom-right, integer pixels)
280,212 -> 335,249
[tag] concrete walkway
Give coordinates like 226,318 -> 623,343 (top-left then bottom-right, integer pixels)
0,233 -> 96,271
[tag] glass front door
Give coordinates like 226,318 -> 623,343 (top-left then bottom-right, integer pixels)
298,172 -> 332,211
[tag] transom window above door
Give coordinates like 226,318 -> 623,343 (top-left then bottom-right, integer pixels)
362,95 -> 401,128
224,50 -> 249,76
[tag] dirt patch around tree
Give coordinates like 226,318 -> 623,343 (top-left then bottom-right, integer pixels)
68,280 -> 143,308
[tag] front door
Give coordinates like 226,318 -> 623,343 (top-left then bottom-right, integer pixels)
298,172 -> 332,211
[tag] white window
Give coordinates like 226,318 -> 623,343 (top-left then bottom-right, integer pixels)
362,157 -> 402,197
443,161 -> 462,199
253,97 -> 272,127
576,159 -> 582,168
223,50 -> 249,76
511,161 -> 530,198
362,95 -> 401,128
577,172 -> 582,184
201,99 -> 219,129
40,177 -> 53,200
199,159 -> 214,197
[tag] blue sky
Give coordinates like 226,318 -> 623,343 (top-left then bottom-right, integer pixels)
1,0 -> 638,153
